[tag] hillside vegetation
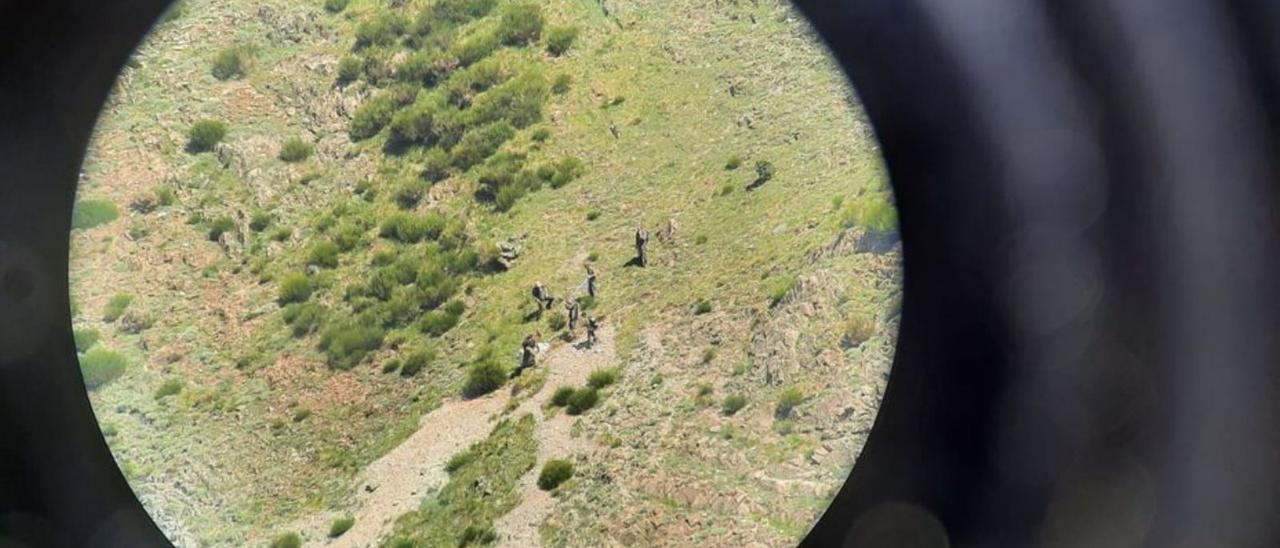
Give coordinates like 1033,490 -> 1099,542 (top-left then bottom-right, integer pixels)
70,0 -> 899,545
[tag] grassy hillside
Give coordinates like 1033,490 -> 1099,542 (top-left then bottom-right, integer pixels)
70,0 -> 898,545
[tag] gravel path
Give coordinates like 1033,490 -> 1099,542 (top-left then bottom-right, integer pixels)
495,329 -> 614,547
288,327 -> 614,547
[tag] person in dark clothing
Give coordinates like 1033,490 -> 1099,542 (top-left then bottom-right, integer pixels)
531,281 -> 554,311
634,226 -> 650,267
517,331 -> 540,374
565,297 -> 580,332
586,316 -> 600,346
584,264 -> 598,298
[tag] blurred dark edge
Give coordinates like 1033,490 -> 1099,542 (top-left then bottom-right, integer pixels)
0,1 -> 177,546
3,0 -> 1280,547
796,0 -> 1280,547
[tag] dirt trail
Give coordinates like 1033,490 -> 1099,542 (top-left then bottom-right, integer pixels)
495,329 -> 613,547
289,327 -> 615,548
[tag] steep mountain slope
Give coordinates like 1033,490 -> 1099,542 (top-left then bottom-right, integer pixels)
69,0 -> 899,545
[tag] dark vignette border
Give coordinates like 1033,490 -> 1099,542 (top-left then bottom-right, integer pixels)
5,1 -> 1280,547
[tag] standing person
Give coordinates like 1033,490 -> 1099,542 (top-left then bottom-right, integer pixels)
518,331 -> 540,374
565,297 -> 580,332
531,281 -> 554,312
634,225 -> 650,267
584,264 -> 598,298
586,316 -> 600,346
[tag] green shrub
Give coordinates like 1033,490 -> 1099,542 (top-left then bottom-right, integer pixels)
354,12 -> 408,49
278,273 -> 313,304
493,183 -> 526,212
360,52 -> 395,86
308,241 -> 340,268
388,95 -> 441,145
459,526 -> 497,546
211,47 -> 245,80
379,212 -> 445,243
324,0 -> 349,14
393,178 -> 429,209
496,3 -> 544,45
551,73 -> 571,94
537,459 -> 574,490
349,94 -> 398,140
445,449 -> 474,473
725,155 -> 742,170
102,294 -> 133,322
469,70 -> 548,128
696,383 -> 714,397
269,532 -> 302,548
701,347 -> 717,364
530,127 -> 551,142
401,347 -> 435,377
419,309 -> 461,336
840,191 -> 898,233
282,302 -> 325,336
565,387 -> 598,415
421,147 -> 452,182
328,515 -> 355,538
462,357 -> 505,398
545,25 -> 578,56
332,222 -> 366,252
722,394 -> 747,416
155,186 -> 177,206
765,275 -> 796,307
154,378 -> 183,399
550,385 -> 575,407
775,387 -> 805,419
382,359 -> 402,374
270,226 -> 293,242
336,55 -> 361,84
207,216 -> 235,241
549,156 -> 584,188
73,328 -> 100,353
585,210 -> 600,221
451,31 -> 500,67
578,295 -> 596,311
293,408 -> 312,422
80,347 -> 127,389
843,312 -> 877,347
187,119 -> 227,152
248,210 -> 271,232
693,299 -> 712,315
451,121 -> 516,170
319,322 -> 386,370
278,137 -> 313,163
586,367 -> 618,389
71,199 -> 119,230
